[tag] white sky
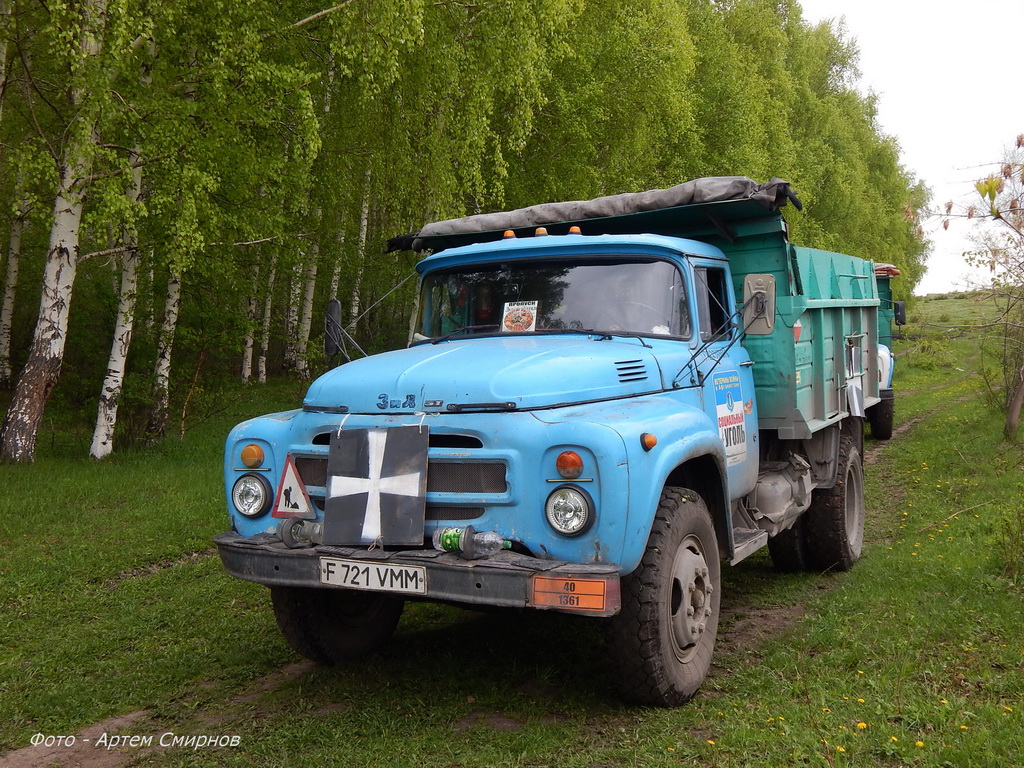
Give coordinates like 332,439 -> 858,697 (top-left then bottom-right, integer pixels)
797,0 -> 1024,295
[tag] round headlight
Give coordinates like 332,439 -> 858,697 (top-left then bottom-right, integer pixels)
232,473 -> 272,518
544,485 -> 594,536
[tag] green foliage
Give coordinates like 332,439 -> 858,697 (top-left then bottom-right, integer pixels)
0,0 -> 931,453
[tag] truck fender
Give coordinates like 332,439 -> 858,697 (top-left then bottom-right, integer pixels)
618,427 -> 731,574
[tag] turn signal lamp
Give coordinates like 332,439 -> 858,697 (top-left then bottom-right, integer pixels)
555,450 -> 584,479
569,225 -> 582,234
503,230 -> 516,239
640,433 -> 658,452
535,226 -> 549,236
241,443 -> 265,468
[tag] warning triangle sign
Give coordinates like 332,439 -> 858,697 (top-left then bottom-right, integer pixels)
272,455 -> 316,519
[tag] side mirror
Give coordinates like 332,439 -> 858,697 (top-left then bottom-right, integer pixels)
324,299 -> 343,357
893,300 -> 907,326
742,274 -> 775,335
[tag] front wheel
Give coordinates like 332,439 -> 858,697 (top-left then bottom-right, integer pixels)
607,487 -> 721,707
270,586 -> 404,664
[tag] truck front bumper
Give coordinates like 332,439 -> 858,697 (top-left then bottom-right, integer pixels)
215,532 -> 622,617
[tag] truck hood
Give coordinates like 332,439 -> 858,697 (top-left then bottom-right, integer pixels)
303,336 -> 666,413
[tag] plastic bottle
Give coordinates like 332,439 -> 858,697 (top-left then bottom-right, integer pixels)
432,525 -> 512,560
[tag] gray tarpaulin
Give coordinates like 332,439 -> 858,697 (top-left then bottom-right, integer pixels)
390,176 -> 800,253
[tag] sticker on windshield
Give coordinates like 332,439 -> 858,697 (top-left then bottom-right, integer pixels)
502,300 -> 538,332
714,371 -> 748,466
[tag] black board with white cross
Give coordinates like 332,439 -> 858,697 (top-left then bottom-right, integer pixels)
322,426 -> 429,546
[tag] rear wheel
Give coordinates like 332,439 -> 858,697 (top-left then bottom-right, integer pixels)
608,487 -> 720,707
805,433 -> 865,571
270,586 -> 404,664
867,399 -> 895,440
767,515 -> 811,572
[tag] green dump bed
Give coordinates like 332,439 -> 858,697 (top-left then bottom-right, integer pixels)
724,229 -> 881,440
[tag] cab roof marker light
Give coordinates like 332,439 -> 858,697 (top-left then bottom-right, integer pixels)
535,227 -> 549,236
568,225 -> 582,234
503,230 -> 516,239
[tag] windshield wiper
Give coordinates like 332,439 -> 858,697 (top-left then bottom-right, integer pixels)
428,324 -> 500,344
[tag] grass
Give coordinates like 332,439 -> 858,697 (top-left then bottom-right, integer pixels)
2,294 -> 1023,767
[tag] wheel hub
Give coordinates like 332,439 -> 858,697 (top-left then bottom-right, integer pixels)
670,538 -> 713,657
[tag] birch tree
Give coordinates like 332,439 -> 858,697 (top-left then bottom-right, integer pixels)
947,138 -> 1024,437
89,158 -> 142,459
0,0 -> 114,462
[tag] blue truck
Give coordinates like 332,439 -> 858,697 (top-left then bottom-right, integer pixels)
216,177 -> 885,706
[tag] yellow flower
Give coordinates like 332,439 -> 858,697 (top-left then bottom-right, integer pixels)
960,725 -> 968,730
857,722 -> 867,730
916,740 -> 925,748
1005,706 -> 1014,712
707,740 -> 715,745
857,698 -> 865,703
890,736 -> 898,743
837,746 -> 846,753
822,707 -> 831,713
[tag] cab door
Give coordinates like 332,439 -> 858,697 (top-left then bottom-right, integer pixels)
692,260 -> 758,499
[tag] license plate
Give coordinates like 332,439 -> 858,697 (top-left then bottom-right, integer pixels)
319,558 -> 427,595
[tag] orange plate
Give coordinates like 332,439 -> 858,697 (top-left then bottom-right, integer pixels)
532,575 -> 609,613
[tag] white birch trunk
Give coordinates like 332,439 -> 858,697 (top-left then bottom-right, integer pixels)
0,167 -> 86,461
329,231 -> 345,300
258,259 -> 277,383
0,203 -> 24,384
146,268 -> 181,442
89,245 -> 140,458
281,261 -> 301,371
89,156 -> 142,459
0,0 -> 106,462
348,170 -> 372,331
295,236 -> 319,378
241,263 -> 260,383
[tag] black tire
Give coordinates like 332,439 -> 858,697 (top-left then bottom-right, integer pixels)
805,435 -> 865,572
867,399 -> 894,440
767,515 -> 812,573
607,487 -> 720,707
270,586 -> 404,664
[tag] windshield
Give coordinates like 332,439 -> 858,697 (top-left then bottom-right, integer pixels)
416,257 -> 690,340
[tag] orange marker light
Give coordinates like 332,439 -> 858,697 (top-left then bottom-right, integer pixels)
503,230 -> 516,239
241,443 -> 265,468
569,225 -> 582,234
556,450 -> 584,479
535,226 -> 549,236
640,433 -> 658,452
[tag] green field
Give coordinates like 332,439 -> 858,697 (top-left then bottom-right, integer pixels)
1,293 -> 1022,767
